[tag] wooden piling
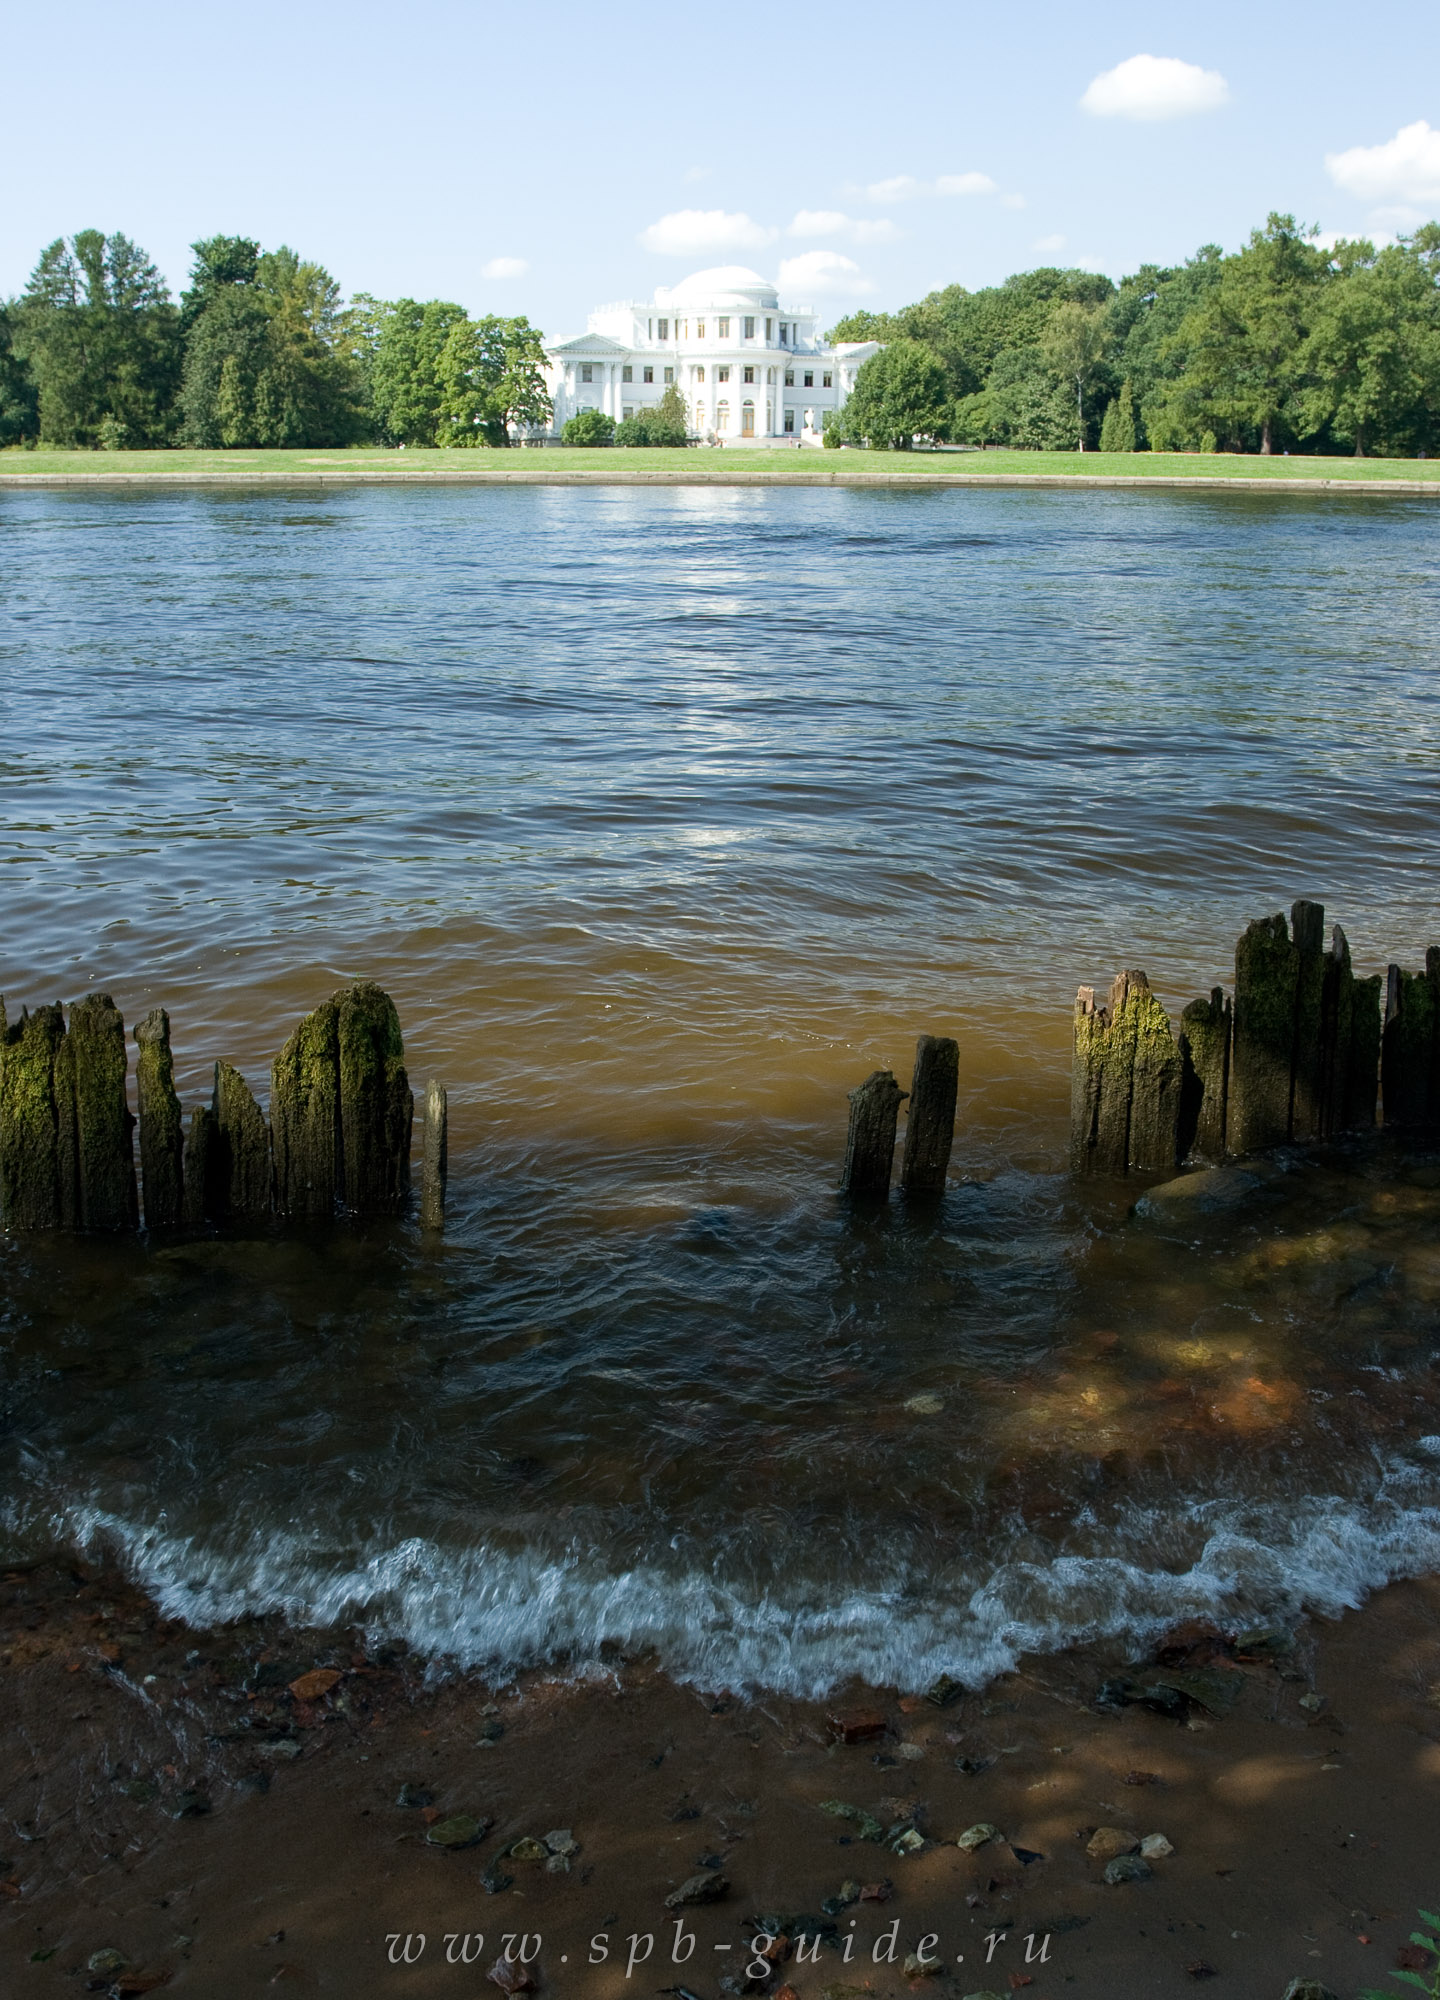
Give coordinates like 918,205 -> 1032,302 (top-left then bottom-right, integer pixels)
1178,988 -> 1230,1162
0,1004 -> 69,1231
420,1079 -> 447,1231
181,1104 -> 214,1230
1347,973 -> 1382,1133
1071,971 -> 1180,1175
337,983 -> 412,1213
271,998 -> 340,1216
68,995 -> 138,1231
211,1062 -> 271,1218
841,1070 -> 906,1198
1229,914 -> 1298,1154
1127,977 -> 1183,1172
900,1035 -> 958,1195
1289,899 -> 1327,1141
1382,963 -> 1436,1127
134,1008 -> 183,1230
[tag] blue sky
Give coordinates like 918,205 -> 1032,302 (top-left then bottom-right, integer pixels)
6,0 -> 1439,332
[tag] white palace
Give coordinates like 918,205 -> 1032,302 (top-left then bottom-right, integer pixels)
543,266 -> 880,445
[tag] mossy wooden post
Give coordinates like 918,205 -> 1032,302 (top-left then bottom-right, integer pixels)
1382,963 -> 1436,1127
211,1062 -> 271,1218
1091,972 -> 1142,1172
1229,914 -> 1297,1154
182,1105 -> 214,1229
68,995 -> 138,1231
900,1035 -> 958,1196
1126,976 -> 1182,1172
1428,946 -> 1440,1126
1317,926 -> 1355,1139
0,1004 -> 70,1231
1288,899 -> 1326,1141
420,1079 -> 447,1231
1346,973 -> 1382,1132
1070,986 -> 1107,1173
271,1000 -> 339,1216
336,983 -> 412,1213
841,1070 -> 906,1199
1178,988 -> 1230,1162
134,1008 -> 183,1230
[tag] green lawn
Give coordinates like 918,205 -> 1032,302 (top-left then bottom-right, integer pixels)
2,444 -> 1437,483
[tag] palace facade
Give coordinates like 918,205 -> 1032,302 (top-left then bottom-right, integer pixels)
543,266 -> 880,445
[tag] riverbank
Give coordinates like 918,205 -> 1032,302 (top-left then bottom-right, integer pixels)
3,1556 -> 1438,1998
2,445 -> 1439,492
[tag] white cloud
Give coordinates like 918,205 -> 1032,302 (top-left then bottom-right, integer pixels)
1081,54 -> 1230,121
788,210 -> 897,244
639,209 -> 778,256
1032,233 -> 1067,253
481,256 -> 528,279
1325,120 -> 1440,205
776,250 -> 874,297
862,171 -> 997,202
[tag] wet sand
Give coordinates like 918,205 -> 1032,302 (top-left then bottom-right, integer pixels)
4,1561 -> 1439,1999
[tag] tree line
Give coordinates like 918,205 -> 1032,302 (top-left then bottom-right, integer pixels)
830,213 -> 1440,455
0,232 -> 551,449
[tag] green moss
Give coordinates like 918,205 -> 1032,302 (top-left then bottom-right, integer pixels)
134,1007 -> 183,1229
271,1000 -> 339,1215
0,1005 -> 66,1229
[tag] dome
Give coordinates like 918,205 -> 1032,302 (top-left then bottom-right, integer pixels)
655,266 -> 780,310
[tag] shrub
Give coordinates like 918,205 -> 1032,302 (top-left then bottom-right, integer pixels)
562,409 -> 614,446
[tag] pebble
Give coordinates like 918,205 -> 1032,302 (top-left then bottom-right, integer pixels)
1086,1827 -> 1139,1863
1298,1693 -> 1326,1713
543,1828 -> 578,1857
665,1872 -> 730,1909
1279,1983 -> 1339,2000
507,1836 -> 550,1863
905,1393 -> 944,1414
897,1742 -> 925,1761
395,1783 -> 434,1809
903,1951 -> 943,1976
88,1950 -> 130,1975
426,1814 -> 488,1850
827,1709 -> 887,1745
1104,1854 -> 1154,1886
956,1822 -> 1002,1851
1140,1833 -> 1174,1859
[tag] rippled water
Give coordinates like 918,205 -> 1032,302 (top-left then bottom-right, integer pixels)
3,481 -> 1440,1694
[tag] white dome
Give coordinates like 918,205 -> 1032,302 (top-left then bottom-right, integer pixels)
655,265 -> 780,309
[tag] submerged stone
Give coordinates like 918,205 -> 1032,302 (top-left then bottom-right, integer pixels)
1104,1853 -> 1153,1885
665,1871 -> 729,1908
427,1814 -> 488,1849
1132,1167 -> 1260,1218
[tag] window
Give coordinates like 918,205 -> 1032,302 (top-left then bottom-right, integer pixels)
581,363 -> 593,383
622,364 -> 633,383
663,366 -> 674,384
718,316 -> 730,338
695,402 -> 705,430
716,399 -> 729,432
743,364 -> 755,384
780,323 -> 788,344
717,365 -> 730,382
657,318 -> 669,340
680,320 -> 688,339
784,369 -> 795,386
643,366 -> 654,384
823,371 -> 832,388
741,399 -> 755,436
765,318 -> 773,340
697,320 -> 705,339
695,365 -> 705,383
743,316 -> 755,338
804,370 -> 814,388
784,409 -> 795,433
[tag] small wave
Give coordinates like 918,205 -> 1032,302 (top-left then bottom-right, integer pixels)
31,1462 -> 1440,1702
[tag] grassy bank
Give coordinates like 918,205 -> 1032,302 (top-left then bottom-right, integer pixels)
2,444 -> 1438,485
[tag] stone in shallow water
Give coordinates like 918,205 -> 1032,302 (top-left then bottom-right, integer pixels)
1104,1853 -> 1154,1885
1087,1826 -> 1138,1863
427,1814 -> 488,1849
1133,1167 -> 1260,1218
956,1821 -> 1001,1851
1139,1833 -> 1174,1859
665,1871 -> 729,1908
508,1836 -> 549,1862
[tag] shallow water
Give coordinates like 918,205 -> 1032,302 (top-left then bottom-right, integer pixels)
3,482 -> 1440,1694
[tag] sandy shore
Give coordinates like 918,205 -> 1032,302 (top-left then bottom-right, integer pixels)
3,1561 -> 1439,1998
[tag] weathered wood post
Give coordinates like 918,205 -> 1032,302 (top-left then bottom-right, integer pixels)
68,995 -> 138,1231
271,998 -> 340,1216
1071,971 -> 1180,1174
1229,914 -> 1298,1154
1382,958 -> 1438,1127
337,983 -> 412,1213
0,1003 -> 70,1230
1289,899 -> 1327,1140
1178,988 -> 1230,1162
420,1079 -> 447,1231
1348,972 -> 1382,1132
181,1104 -> 214,1230
134,1008 -> 183,1230
210,1062 -> 271,1218
900,1035 -> 958,1196
841,1070 -> 906,1199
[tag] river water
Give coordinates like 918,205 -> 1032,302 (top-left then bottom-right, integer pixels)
3,480 -> 1440,1696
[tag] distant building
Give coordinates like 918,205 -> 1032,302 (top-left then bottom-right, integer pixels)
541,266 -> 880,445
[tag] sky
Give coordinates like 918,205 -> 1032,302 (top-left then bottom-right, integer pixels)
5,0 -> 1439,333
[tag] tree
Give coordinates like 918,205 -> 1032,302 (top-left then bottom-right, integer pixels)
0,303 -> 38,444
562,409 -> 614,445
1042,302 -> 1108,449
180,236 -> 259,331
180,244 -> 366,447
364,298 -> 469,444
1296,234 -> 1440,455
841,339 -> 949,448
1165,214 -> 1330,452
435,314 -> 551,445
18,230 -> 181,445
972,345 -> 1080,449
616,381 -> 688,446
1098,379 -> 1138,451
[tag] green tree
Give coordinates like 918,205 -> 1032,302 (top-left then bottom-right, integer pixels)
19,230 -> 181,445
364,298 -> 469,444
180,244 -> 366,447
1098,379 -> 1138,451
179,236 -> 259,332
1043,301 -> 1108,448
841,339 -> 950,448
435,314 -> 551,445
1297,234 -> 1440,454
616,380 -> 689,446
977,345 -> 1080,448
0,303 -> 39,444
1164,213 -> 1330,452
562,409 -> 614,445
